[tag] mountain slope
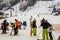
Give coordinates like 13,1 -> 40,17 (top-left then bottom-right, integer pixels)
0,0 -> 20,10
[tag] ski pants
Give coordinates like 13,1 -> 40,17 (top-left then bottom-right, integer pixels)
49,32 -> 53,40
42,29 -> 49,40
14,27 -> 18,35
32,28 -> 37,36
2,26 -> 6,33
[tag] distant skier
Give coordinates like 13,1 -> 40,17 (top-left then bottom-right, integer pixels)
37,14 -> 39,17
41,19 -> 51,40
52,6 -> 57,14
32,18 -> 37,36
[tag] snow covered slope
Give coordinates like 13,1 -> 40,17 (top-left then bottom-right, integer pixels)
0,1 -> 60,26
3,1 -> 55,16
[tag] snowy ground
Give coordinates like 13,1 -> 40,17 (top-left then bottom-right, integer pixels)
0,11 -> 60,40
0,12 -> 60,40
0,27 -> 60,40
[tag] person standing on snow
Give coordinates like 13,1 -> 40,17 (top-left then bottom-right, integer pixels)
48,23 -> 53,40
1,19 -> 8,34
14,19 -> 19,35
30,16 -> 33,36
10,22 -> 15,35
41,19 -> 51,40
32,18 -> 37,36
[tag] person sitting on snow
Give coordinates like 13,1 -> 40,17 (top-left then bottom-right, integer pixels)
22,21 -> 27,30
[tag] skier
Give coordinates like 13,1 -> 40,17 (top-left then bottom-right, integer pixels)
41,19 -> 51,40
32,18 -> 37,36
